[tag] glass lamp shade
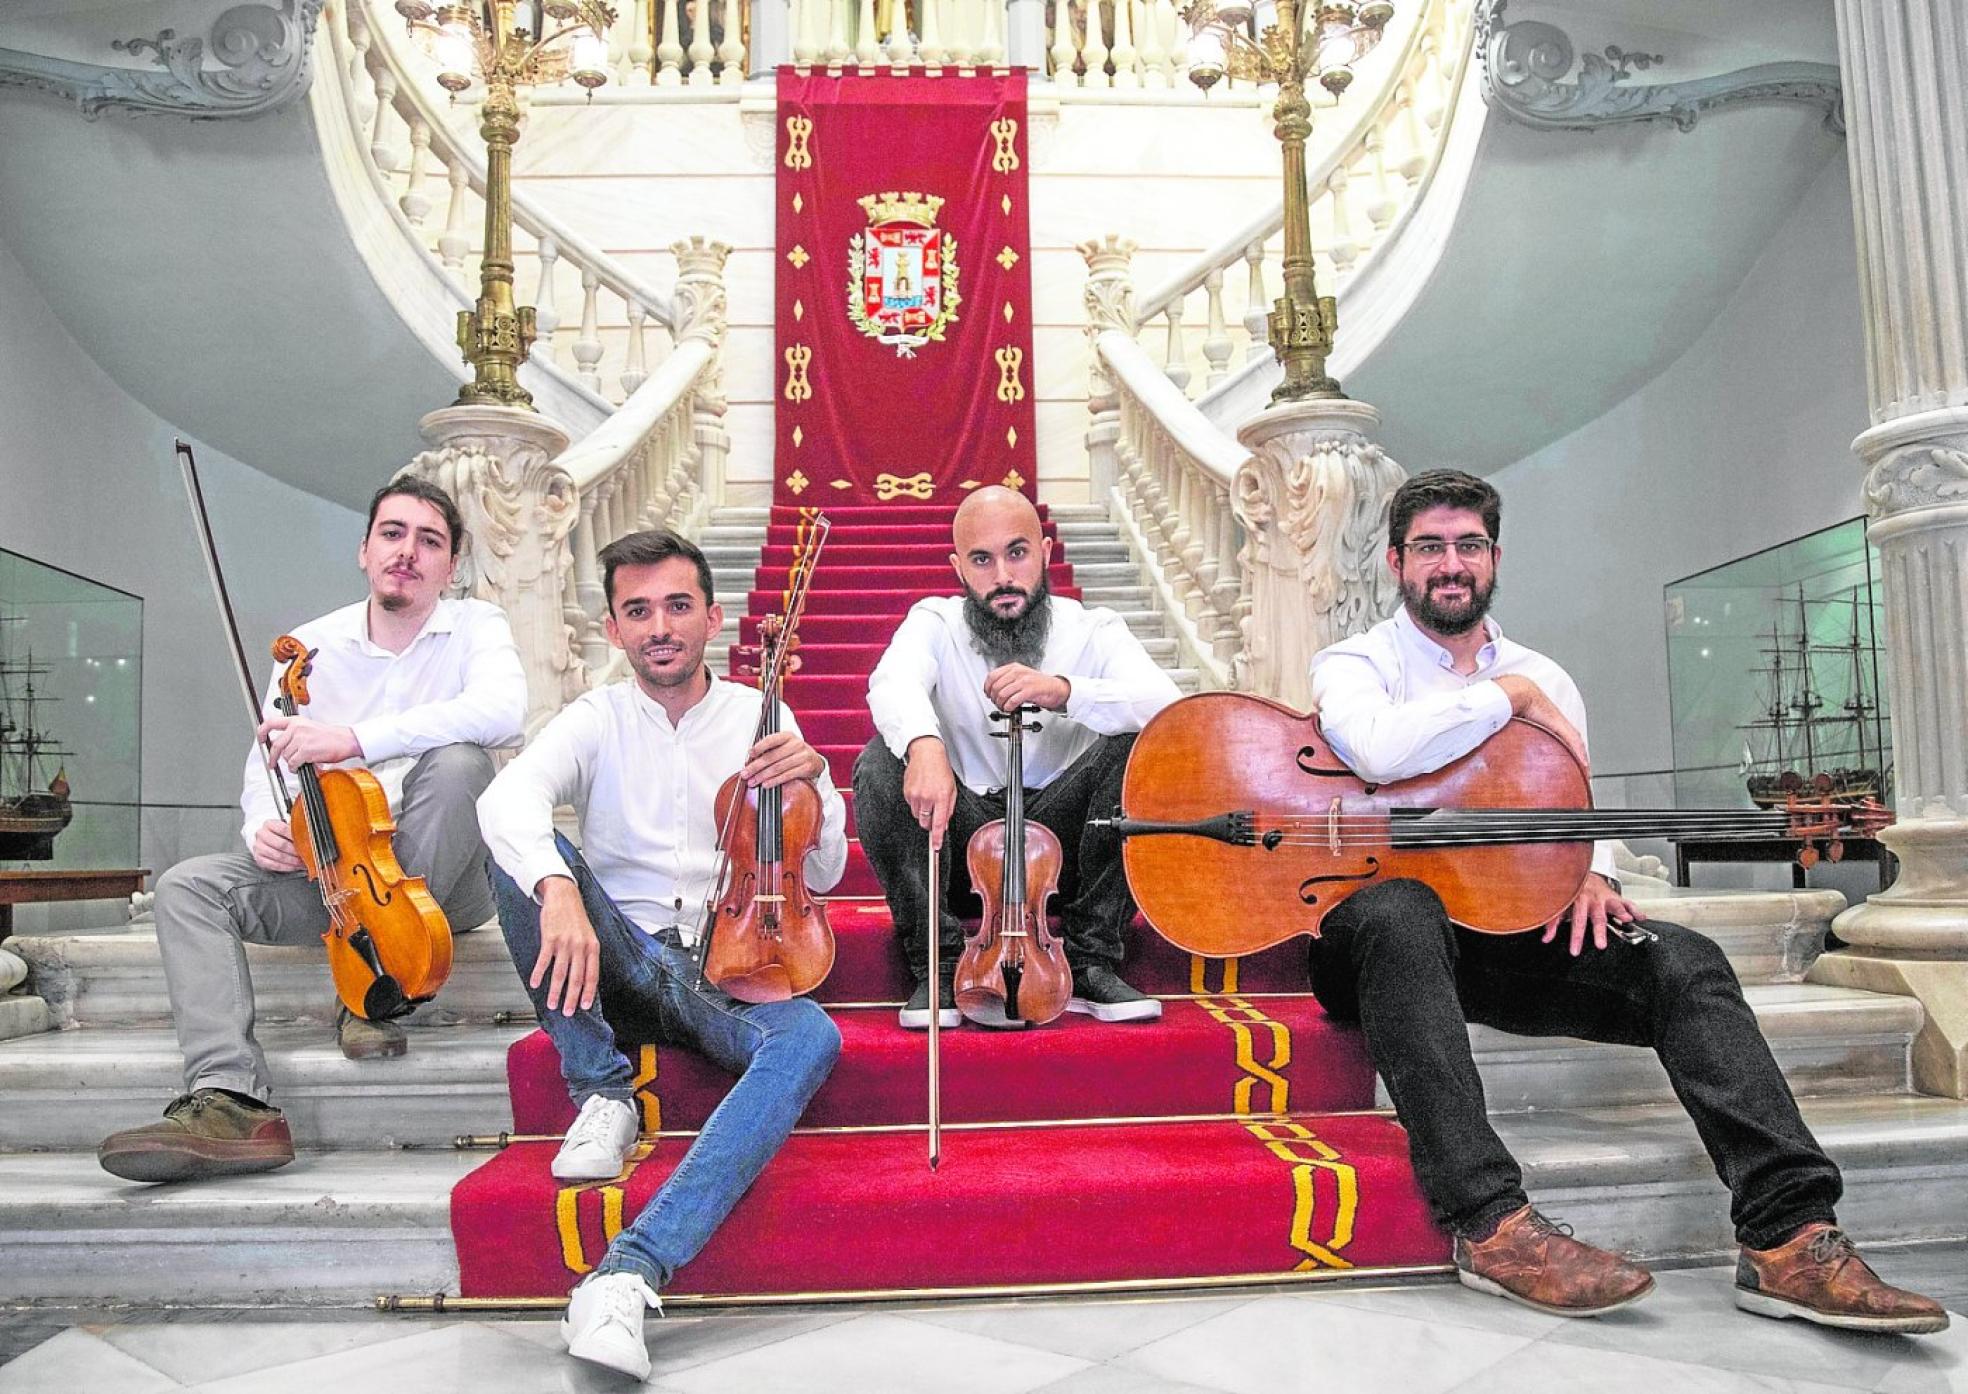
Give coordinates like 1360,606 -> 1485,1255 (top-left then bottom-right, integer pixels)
433,13 -> 477,89
395,0 -> 437,20
570,27 -> 611,87
1185,23 -> 1227,90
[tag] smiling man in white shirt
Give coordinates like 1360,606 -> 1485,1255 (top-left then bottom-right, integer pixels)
859,486 -> 1182,1029
98,477 -> 528,1185
476,528 -> 845,1380
1306,468 -> 1944,1334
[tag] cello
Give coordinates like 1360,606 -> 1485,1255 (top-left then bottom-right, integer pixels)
698,510 -> 836,1003
176,441 -> 453,1021
1093,691 -> 1890,957
953,704 -> 1073,1028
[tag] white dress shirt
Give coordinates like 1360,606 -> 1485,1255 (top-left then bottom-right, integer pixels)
1310,607 -> 1617,882
477,673 -> 848,945
867,594 -> 1183,794
239,597 -> 528,846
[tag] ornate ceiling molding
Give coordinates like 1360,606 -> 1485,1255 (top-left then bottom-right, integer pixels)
1478,0 -> 1843,136
0,1 -> 323,120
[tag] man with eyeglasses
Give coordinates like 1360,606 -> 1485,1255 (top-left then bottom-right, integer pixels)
1304,469 -> 1945,1333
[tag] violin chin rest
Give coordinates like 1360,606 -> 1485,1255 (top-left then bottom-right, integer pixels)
362,976 -> 413,1022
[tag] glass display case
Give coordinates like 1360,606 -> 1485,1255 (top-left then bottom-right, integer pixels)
1664,518 -> 1890,814
0,547 -> 142,871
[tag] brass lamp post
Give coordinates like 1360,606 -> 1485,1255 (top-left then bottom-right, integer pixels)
1182,0 -> 1392,403
394,0 -> 617,409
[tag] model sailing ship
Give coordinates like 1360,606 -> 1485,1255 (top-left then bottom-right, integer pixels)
1739,586 -> 1889,810
0,612 -> 73,860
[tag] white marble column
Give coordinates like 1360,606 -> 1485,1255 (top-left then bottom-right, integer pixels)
1808,0 -> 1968,1097
1231,399 -> 1405,709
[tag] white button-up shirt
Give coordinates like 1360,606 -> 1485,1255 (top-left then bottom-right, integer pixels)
1310,607 -> 1616,881
239,598 -> 527,846
477,673 -> 848,945
867,595 -> 1183,794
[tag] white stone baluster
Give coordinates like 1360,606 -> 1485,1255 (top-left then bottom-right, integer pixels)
886,0 -> 919,64
348,9 -> 377,131
826,0 -> 853,64
628,0 -> 655,83
1161,302 -> 1191,394
1138,0 -> 1170,86
399,118 -> 434,229
1108,0 -> 1137,88
621,300 -> 650,397
1081,0 -> 1108,85
368,64 -> 403,173
977,0 -> 1005,67
1417,23 -> 1447,131
1362,118 -> 1398,231
532,235 -> 562,353
1395,77 -> 1427,182
855,0 -> 883,64
656,0 -> 686,82
688,0 -> 718,81
719,0 -> 747,79
1326,162 -> 1359,274
438,163 -> 472,273
1243,240 -> 1269,361
573,268 -> 604,392
1201,267 -> 1232,387
919,0 -> 947,65
1049,0 -> 1078,81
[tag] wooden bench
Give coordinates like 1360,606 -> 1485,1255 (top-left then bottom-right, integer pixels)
0,869 -> 149,942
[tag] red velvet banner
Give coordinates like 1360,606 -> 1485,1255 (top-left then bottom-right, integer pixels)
775,70 -> 1037,506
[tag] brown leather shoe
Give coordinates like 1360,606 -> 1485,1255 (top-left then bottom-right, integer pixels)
337,1005 -> 408,1060
1455,1204 -> 1655,1317
1737,1223 -> 1950,1334
98,1090 -> 295,1183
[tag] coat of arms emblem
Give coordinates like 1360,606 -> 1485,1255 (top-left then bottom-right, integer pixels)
847,191 -> 961,359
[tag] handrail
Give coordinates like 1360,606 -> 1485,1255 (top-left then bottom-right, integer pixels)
1095,330 -> 1249,484
556,339 -> 714,487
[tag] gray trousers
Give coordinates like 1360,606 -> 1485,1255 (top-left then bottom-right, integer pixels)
153,744 -> 498,1103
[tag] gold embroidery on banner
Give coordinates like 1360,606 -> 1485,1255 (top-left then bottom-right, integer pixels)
1245,1121 -> 1360,1269
1197,994 -> 1291,1114
994,346 -> 1026,402
784,115 -> 813,169
794,299 -> 805,322
631,1044 -> 662,1131
1001,193 -> 1012,216
786,469 -> 810,495
1006,426 -> 1018,448
996,246 -> 1020,271
787,244 -> 811,269
1003,302 -> 1015,324
875,471 -> 936,500
830,478 -> 854,490
959,479 -> 982,490
783,344 -> 813,401
989,117 -> 1020,172
1001,469 -> 1025,490
793,191 -> 804,214
792,425 -> 804,448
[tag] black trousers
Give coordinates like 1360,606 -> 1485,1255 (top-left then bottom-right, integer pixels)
853,733 -> 1138,981
1306,878 -> 1843,1248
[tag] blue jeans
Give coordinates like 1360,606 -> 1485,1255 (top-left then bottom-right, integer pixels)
490,835 -> 842,1290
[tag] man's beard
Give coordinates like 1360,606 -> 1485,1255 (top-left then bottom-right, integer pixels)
1403,570 -> 1496,636
628,642 -> 702,690
963,573 -> 1053,668
375,591 -> 412,613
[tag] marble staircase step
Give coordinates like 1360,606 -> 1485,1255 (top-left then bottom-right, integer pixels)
5,1092 -> 1964,1304
0,994 -> 52,1043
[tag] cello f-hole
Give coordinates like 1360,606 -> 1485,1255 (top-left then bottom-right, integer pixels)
1297,858 -> 1380,906
1296,746 -> 1354,777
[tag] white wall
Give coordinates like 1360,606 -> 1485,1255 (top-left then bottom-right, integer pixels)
1484,157 -> 1868,791
0,235 -> 364,918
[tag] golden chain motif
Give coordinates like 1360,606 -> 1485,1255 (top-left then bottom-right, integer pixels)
994,345 -> 1026,402
783,344 -> 813,401
989,117 -> 1020,172
1197,995 -> 1292,1115
875,471 -> 936,500
784,114 -> 813,169
1245,1120 -> 1360,1270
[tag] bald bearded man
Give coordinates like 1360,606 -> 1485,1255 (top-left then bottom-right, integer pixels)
858,488 -> 1183,1028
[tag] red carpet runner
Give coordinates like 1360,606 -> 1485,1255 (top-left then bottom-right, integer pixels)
449,505 -> 1450,1297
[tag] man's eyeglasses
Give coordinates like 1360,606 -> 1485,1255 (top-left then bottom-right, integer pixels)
1399,536 -> 1495,563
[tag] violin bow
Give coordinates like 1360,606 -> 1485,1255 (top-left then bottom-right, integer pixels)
927,835 -> 942,1171
175,439 -> 291,815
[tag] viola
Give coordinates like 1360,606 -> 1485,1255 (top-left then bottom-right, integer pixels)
272,637 -> 453,1018
175,440 -> 451,1021
954,704 -> 1073,1028
699,510 -> 835,1003
1094,691 -> 1891,958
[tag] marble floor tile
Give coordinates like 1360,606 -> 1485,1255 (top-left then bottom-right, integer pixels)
0,1328 -> 182,1394
183,1323 -> 576,1394
1445,1337 -> 1871,1394
1537,1267 -> 1927,1391
98,1319 -> 416,1385
1115,1291 -> 1536,1394
1868,1317 -> 1968,1394
901,1293 -> 1254,1363
655,1311 -> 1090,1394
1303,1276 -> 1572,1340
1026,1363 -> 1232,1394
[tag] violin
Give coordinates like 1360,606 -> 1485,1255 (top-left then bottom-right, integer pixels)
699,510 -> 835,1003
1094,691 -> 1892,957
272,637 -> 453,1019
953,704 -> 1073,1028
175,440 -> 452,1021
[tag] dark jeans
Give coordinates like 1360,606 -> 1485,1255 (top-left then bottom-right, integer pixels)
853,733 -> 1138,981
1306,877 -> 1842,1249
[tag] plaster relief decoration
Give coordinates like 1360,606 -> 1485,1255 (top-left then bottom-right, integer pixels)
1234,399 -> 1405,709
1863,445 -> 1968,520
1478,0 -> 1842,135
0,1 -> 322,119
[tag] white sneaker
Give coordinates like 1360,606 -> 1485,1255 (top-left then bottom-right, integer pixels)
552,1095 -> 639,1181
561,1270 -> 661,1379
